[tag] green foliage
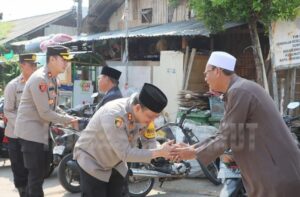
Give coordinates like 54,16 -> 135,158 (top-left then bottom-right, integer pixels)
168,0 -> 180,8
0,44 -> 20,95
0,61 -> 20,95
189,0 -> 300,33
0,22 -> 13,40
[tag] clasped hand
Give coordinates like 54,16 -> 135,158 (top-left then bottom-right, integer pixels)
159,141 -> 197,162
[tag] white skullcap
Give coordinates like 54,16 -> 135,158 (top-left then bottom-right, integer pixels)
207,51 -> 236,71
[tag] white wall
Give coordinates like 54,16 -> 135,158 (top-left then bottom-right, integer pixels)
106,51 -> 184,122
153,51 -> 184,121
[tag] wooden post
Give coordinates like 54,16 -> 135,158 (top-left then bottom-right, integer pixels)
184,48 -> 196,90
271,67 -> 279,109
280,78 -> 285,115
182,46 -> 189,89
290,68 -> 297,115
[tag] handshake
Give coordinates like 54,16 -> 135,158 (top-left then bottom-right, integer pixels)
156,140 -> 198,162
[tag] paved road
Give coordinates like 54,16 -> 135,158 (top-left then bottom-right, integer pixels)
1,159 -> 222,197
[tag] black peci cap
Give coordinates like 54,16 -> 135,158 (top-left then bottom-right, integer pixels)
46,45 -> 73,60
101,66 -> 121,80
19,53 -> 37,63
139,83 -> 168,113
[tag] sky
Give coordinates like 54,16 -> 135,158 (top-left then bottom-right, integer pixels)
0,0 -> 89,21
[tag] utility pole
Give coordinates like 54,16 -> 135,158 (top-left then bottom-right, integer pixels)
76,0 -> 82,36
124,0 -> 129,84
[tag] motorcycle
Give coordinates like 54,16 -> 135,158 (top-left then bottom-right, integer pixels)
128,105 -> 221,197
54,104 -> 221,195
50,103 -> 96,193
283,101 -> 300,144
50,124 -> 81,192
0,96 -> 9,163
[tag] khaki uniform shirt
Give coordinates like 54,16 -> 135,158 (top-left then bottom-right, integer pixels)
74,95 -> 157,182
4,74 -> 26,138
15,66 -> 73,145
196,75 -> 300,197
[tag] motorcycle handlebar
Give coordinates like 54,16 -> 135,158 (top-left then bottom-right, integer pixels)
156,104 -> 201,131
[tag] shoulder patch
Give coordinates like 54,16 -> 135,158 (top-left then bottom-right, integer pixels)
39,82 -> 48,92
115,117 -> 124,128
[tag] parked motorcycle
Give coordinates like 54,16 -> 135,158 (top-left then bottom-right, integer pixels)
50,124 -> 81,192
128,104 -> 221,197
283,101 -> 300,144
50,103 -> 96,193
0,96 -> 9,163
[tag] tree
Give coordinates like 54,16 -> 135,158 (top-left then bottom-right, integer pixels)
189,0 -> 300,91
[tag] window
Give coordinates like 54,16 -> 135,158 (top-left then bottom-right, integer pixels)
141,8 -> 152,23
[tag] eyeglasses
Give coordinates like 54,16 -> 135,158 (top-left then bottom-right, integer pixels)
203,68 -> 215,76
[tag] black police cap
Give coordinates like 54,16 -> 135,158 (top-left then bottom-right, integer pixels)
101,66 -> 121,80
139,83 -> 168,113
19,53 -> 37,63
46,45 -> 73,60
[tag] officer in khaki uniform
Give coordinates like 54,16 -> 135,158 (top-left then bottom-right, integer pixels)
14,46 -> 78,197
4,53 -> 37,197
74,83 -> 172,197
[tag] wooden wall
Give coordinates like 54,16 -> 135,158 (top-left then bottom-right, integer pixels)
187,54 -> 209,92
109,0 -> 189,30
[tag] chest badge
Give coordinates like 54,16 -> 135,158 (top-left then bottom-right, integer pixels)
115,117 -> 124,128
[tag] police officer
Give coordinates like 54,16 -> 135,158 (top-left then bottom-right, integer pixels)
4,53 -> 38,197
14,46 -> 78,197
96,66 -> 122,110
73,83 -> 172,197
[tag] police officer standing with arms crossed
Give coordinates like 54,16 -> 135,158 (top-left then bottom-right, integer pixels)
14,46 -> 78,197
4,53 -> 38,197
74,83 -> 173,197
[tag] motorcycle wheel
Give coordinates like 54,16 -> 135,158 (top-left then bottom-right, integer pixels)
58,153 -> 81,193
128,175 -> 154,197
198,159 -> 221,185
128,163 -> 155,197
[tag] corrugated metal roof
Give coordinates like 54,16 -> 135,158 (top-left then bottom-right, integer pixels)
67,20 -> 244,43
0,10 -> 74,44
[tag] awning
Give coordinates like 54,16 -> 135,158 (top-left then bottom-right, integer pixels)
65,20 -> 244,44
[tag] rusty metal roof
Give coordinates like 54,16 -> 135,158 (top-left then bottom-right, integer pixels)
67,20 -> 244,43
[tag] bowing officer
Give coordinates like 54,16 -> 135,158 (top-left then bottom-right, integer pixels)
74,83 -> 172,197
4,53 -> 37,197
14,45 -> 78,197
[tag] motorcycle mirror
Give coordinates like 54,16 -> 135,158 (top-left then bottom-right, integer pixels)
287,102 -> 300,109
91,92 -> 99,98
